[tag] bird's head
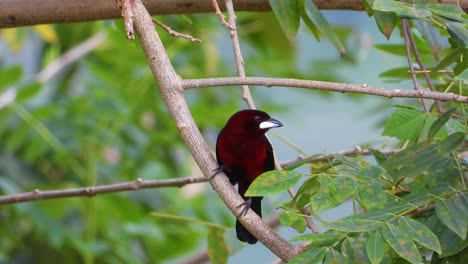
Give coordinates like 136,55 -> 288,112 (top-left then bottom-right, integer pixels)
222,109 -> 283,136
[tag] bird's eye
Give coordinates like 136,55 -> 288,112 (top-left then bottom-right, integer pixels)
254,115 -> 261,122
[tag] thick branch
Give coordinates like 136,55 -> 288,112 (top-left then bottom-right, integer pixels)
182,77 -> 468,103
2,0 -> 467,28
130,0 -> 297,260
0,177 -> 206,205
0,0 -> 335,28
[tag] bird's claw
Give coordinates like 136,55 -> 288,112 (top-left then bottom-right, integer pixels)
236,198 -> 252,217
210,165 -> 225,181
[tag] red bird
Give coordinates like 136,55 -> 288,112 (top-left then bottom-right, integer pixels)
216,109 -> 283,244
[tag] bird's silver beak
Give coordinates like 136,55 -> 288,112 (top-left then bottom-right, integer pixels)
259,118 -> 283,129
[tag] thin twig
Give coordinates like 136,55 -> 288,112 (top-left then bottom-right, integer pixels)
210,0 -> 232,29
152,18 -> 201,42
0,176 -> 207,205
118,0 -> 135,39
402,19 -> 429,112
224,0 -> 256,109
281,147 -> 401,168
182,77 -> 468,103
404,20 -> 442,113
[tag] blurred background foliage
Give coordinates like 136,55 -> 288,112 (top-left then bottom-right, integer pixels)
0,2 -> 466,264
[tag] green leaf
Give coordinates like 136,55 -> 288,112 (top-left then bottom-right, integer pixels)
269,0 -> 300,41
381,223 -> 422,264
438,132 -> 465,154
428,4 -> 468,23
414,19 -> 441,60
207,227 -> 228,264
323,248 -> 345,264
341,235 -> 371,263
330,176 -> 358,202
428,108 -> 457,139
373,0 -> 431,19
291,231 -> 346,247
357,185 -> 393,210
374,10 -> 397,39
293,177 -> 320,208
431,47 -> 464,74
435,198 -> 467,239
367,230 -> 385,264
324,218 -> 383,233
369,149 -> 389,165
245,170 -> 303,196
302,0 -> 345,55
398,216 -> 442,254
0,65 -> 22,90
382,107 -> 427,141
279,210 -> 306,233
289,247 -> 327,264
446,22 -> 468,47
310,175 -> 340,213
15,82 -> 42,102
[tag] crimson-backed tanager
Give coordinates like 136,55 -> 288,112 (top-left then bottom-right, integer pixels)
215,109 -> 283,244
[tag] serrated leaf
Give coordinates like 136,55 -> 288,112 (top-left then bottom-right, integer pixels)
428,108 -> 457,139
16,82 -> 42,102
0,65 -> 22,90
289,247 -> 327,264
435,198 -> 467,239
382,107 -> 427,141
303,0 -> 345,55
323,248 -> 345,264
367,230 -> 384,264
269,0 -> 300,41
381,223 -> 422,264
207,227 -> 228,264
446,22 -> 468,47
245,170 -> 302,196
398,216 -> 442,254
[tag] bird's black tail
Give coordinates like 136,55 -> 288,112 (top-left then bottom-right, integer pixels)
236,197 -> 262,244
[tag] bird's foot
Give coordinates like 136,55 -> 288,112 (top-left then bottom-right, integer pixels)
210,165 -> 225,181
236,198 -> 252,217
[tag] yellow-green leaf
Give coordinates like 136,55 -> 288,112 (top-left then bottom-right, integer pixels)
381,223 -> 422,264
245,170 -> 302,196
367,231 -> 384,264
207,227 -> 228,264
398,216 -> 442,254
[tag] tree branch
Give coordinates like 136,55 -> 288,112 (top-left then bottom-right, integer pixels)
0,176 -> 207,205
182,77 -> 468,103
129,0 -> 297,261
2,0 -> 467,28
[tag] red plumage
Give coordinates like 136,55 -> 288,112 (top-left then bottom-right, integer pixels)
215,109 -> 282,244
